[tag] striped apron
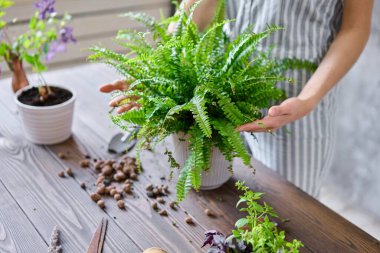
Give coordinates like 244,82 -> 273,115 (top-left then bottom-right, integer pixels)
225,0 -> 344,196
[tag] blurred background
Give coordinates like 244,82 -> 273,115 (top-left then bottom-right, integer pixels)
1,0 -> 379,239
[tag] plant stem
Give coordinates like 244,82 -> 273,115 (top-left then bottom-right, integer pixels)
2,28 -> 16,71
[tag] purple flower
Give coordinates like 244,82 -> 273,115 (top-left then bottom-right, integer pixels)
35,0 -> 56,20
59,26 -> 76,44
45,41 -> 65,62
45,26 -> 76,62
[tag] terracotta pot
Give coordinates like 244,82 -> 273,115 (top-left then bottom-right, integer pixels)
172,132 -> 232,190
10,57 -> 29,93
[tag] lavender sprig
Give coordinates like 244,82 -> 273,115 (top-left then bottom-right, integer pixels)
46,26 -> 76,62
48,225 -> 62,253
35,0 -> 55,20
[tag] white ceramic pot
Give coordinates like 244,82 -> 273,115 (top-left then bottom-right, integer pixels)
15,85 -> 75,145
172,133 -> 232,190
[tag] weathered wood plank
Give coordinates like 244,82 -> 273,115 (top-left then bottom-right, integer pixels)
48,64 -> 380,253
0,107 -> 142,253
1,64 -> 379,253
0,179 -> 48,253
0,75 -> 207,252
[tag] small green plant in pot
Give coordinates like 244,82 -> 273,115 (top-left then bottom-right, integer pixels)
1,0 -> 76,144
89,0 -> 316,201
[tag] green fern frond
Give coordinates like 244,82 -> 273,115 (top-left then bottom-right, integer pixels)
118,109 -> 146,125
190,95 -> 212,137
222,25 -> 282,74
213,120 -> 251,165
91,0 -> 316,202
189,126 -> 205,190
121,12 -> 169,42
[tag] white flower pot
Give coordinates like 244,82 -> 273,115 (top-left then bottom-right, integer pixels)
15,85 -> 75,145
172,133 -> 232,190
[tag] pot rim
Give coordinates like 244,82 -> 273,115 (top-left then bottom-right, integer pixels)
14,84 -> 76,110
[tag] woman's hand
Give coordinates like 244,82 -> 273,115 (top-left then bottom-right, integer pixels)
237,96 -> 316,132
237,0 -> 373,133
99,79 -> 140,114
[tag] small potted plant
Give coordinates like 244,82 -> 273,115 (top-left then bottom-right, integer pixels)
0,0 -> 76,144
202,181 -> 303,253
89,1 -> 315,200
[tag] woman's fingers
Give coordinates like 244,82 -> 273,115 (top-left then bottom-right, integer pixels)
237,115 -> 291,132
116,102 -> 138,114
99,80 -> 129,93
109,95 -> 128,107
100,79 -> 141,114
109,95 -> 139,107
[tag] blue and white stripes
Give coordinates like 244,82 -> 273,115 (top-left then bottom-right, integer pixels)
226,0 -> 343,196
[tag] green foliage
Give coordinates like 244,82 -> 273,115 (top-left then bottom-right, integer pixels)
232,181 -> 303,252
89,0 -> 316,201
0,0 -> 73,74
0,0 -> 13,29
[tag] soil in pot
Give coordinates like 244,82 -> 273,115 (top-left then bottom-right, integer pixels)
18,86 -> 73,106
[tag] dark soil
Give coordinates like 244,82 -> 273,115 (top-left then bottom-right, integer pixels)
18,86 -> 73,106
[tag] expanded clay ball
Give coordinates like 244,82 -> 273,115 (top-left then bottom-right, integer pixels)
117,200 -> 125,209
114,172 -> 126,182
185,217 -> 194,224
151,202 -> 158,210
79,159 -> 90,168
158,210 -> 167,216
94,161 -> 104,171
152,188 -> 159,196
90,193 -> 101,202
143,247 -> 167,253
110,189 -> 117,197
96,175 -> 105,185
97,199 -> 105,209
156,197 -> 165,204
130,173 -> 138,180
101,165 -> 113,176
58,171 -> 65,178
114,193 -> 122,201
96,185 -> 106,195
145,184 -> 153,191
124,184 -> 132,194
205,208 -> 216,217
65,167 -> 73,177
58,152 -> 66,159
125,179 -> 134,185
169,201 -> 177,210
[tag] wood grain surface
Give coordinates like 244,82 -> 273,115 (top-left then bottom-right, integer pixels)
0,64 -> 379,253
0,180 -> 47,253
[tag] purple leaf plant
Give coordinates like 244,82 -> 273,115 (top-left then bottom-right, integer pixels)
202,230 -> 248,253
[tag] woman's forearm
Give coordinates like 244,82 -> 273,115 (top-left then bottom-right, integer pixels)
298,0 -> 374,106
182,0 -> 217,31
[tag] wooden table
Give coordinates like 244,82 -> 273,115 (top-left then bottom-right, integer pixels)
0,64 -> 379,253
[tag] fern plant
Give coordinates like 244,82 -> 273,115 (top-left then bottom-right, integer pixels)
89,0 -> 316,201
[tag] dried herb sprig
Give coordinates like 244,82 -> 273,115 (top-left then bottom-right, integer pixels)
48,225 -> 62,253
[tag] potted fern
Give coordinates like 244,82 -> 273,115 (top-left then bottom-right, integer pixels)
1,0 -> 76,144
89,1 -> 315,201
